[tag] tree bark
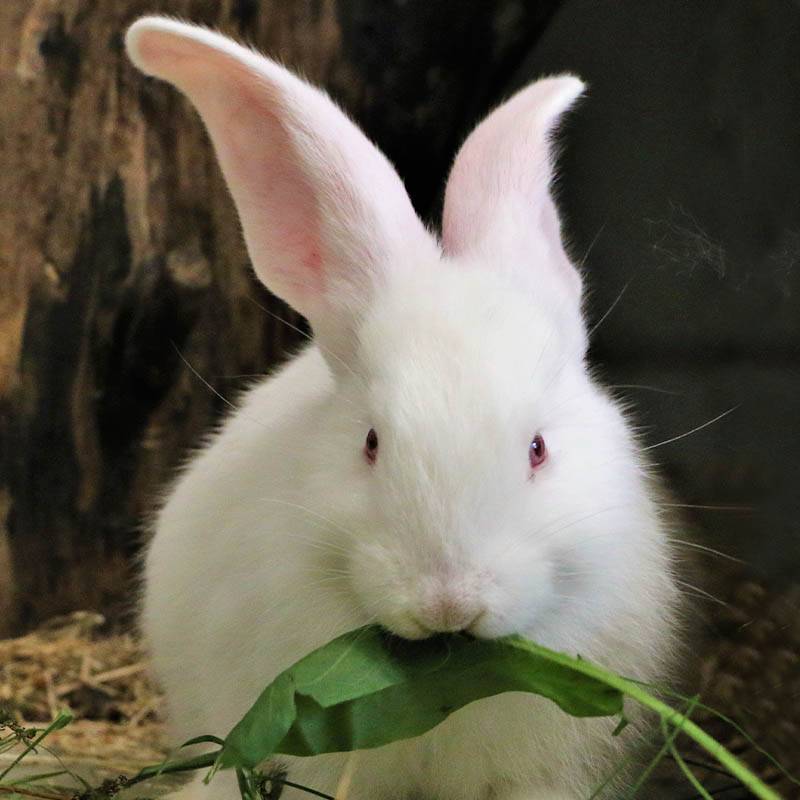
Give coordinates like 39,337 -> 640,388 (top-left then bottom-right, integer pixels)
0,0 -> 556,633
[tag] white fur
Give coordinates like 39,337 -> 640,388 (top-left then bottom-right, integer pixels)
127,17 -> 679,800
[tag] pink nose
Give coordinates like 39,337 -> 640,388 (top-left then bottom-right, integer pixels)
417,593 -> 484,633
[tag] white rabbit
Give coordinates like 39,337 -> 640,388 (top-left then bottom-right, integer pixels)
126,17 -> 679,800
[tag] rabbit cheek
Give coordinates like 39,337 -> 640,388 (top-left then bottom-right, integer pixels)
467,551 -> 557,639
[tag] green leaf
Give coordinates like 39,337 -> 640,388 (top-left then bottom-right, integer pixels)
106,627 -> 781,800
220,626 -> 622,769
6,769 -> 69,786
612,715 -> 629,737
181,735 -> 226,748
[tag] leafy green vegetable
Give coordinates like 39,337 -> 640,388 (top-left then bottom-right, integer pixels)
216,626 -> 784,799
2,629 -> 785,800
220,626 -> 622,768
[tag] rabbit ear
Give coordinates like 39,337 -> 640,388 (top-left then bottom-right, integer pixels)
442,76 -> 585,308
126,17 -> 437,355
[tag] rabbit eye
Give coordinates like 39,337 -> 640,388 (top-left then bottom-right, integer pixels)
365,428 -> 379,464
529,434 -> 547,470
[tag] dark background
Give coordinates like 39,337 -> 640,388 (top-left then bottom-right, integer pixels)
1,1 -> 798,795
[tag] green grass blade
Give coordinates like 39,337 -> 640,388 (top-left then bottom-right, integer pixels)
5,771 -> 69,786
0,711 -> 73,783
636,682 -> 799,790
623,695 -> 700,799
662,717 -> 713,800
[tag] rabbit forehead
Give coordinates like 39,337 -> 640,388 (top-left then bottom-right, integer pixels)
354,263 -> 575,432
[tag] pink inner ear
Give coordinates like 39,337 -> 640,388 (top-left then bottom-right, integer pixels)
195,63 -> 333,310
130,25 -> 331,308
127,18 -> 439,332
442,87 -> 551,259
441,76 -> 584,275
231,112 -> 324,300
131,28 -> 183,72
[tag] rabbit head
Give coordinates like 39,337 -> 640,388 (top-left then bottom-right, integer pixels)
127,19 -> 674,661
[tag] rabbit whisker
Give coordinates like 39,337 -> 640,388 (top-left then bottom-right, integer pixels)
587,281 -> 630,340
576,220 -> 608,270
659,502 -> 752,512
608,383 -> 683,396
666,538 -> 742,563
674,580 -> 729,607
173,343 -> 260,419
246,294 -> 368,387
642,406 -> 738,451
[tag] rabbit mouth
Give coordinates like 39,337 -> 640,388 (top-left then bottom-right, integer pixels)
380,612 -> 485,641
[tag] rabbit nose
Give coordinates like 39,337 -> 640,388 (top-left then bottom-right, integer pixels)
416,593 -> 485,633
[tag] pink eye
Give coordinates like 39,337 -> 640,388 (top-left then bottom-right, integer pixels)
365,428 -> 379,464
529,434 -> 547,470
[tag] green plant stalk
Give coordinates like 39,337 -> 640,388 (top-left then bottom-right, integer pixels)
123,754 -> 333,799
0,713 -> 73,783
125,751 -> 219,786
612,678 -> 778,800
622,695 -> 699,799
647,685 -> 800,790
6,771 -> 69,787
119,664 -> 779,800
515,642 -> 781,800
661,717 -> 713,800
0,785 -> 66,800
5,643 -> 778,800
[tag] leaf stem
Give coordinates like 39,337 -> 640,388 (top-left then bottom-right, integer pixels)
0,786 -> 67,800
623,695 -> 699,798
524,645 -> 781,800
0,713 -> 73,783
124,751 -> 219,787
276,780 -> 334,799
